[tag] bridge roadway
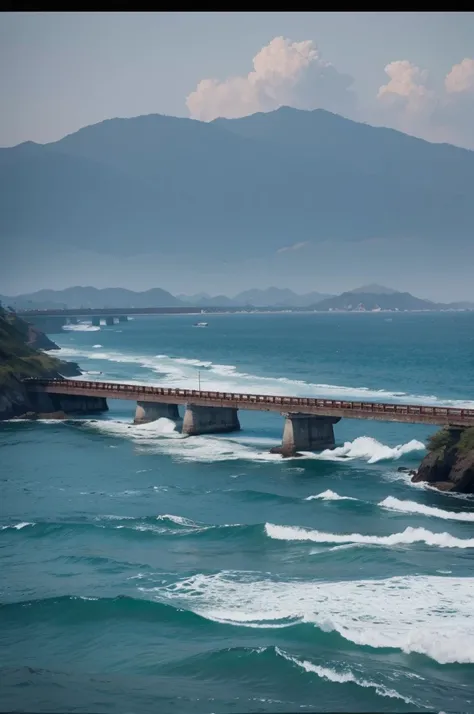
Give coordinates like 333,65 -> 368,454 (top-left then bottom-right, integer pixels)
16,307 -> 206,317
25,378 -> 474,427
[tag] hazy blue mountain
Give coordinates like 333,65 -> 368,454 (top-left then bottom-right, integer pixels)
177,293 -> 236,307
232,287 -> 331,307
3,286 -> 181,309
349,284 -> 397,295
177,287 -> 332,307
313,290 -> 444,311
2,107 -> 473,297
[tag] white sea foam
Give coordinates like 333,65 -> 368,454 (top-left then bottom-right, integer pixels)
0,522 -> 34,530
143,570 -> 474,664
84,418 -> 428,466
318,436 -> 425,464
53,345 -> 474,409
380,496 -> 474,522
265,523 -> 474,548
156,514 -> 200,527
274,647 -> 417,705
92,344 -> 102,348
305,490 -> 358,502
62,323 -> 100,332
86,418 -> 287,463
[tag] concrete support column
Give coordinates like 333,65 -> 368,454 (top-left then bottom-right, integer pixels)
182,404 -> 240,436
118,315 -> 128,322
27,390 -> 108,417
275,413 -> 341,457
68,317 -> 79,325
134,401 -> 181,425
92,317 -> 101,326
105,316 -> 115,326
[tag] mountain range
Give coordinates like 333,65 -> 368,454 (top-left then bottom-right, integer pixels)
2,106 -> 473,300
2,285 -> 472,312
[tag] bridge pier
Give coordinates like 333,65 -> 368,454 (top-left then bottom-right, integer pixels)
134,401 -> 181,425
182,404 -> 240,436
92,317 -> 101,327
105,316 -> 115,326
118,315 -> 128,323
28,389 -> 108,417
273,413 -> 341,457
68,317 -> 79,325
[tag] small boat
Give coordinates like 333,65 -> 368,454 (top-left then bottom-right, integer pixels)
193,321 -> 208,327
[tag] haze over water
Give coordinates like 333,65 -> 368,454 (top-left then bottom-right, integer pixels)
1,312 -> 474,713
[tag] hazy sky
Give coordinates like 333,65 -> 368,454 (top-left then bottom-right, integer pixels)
2,11 -> 474,149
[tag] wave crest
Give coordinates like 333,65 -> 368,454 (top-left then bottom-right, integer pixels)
145,570 -> 474,664
319,436 -> 425,463
380,496 -> 474,522
264,522 -> 474,548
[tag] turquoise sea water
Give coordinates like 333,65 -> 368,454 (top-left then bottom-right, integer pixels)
1,312 -> 474,713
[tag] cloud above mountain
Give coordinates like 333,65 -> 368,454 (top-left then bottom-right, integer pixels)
187,37 -> 474,149
376,57 -> 474,148
186,36 -> 355,121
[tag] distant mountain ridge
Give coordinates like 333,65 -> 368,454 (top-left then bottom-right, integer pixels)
2,285 -> 473,312
2,106 -> 473,298
1,286 -> 180,309
313,290 -> 445,312
178,287 -> 332,308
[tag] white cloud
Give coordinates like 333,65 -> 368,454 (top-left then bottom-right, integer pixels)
445,58 -> 474,94
186,36 -> 355,122
276,241 -> 309,254
375,58 -> 474,149
377,60 -> 435,114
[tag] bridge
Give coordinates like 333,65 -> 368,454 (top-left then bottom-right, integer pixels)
15,305 -> 314,332
15,307 -> 208,332
24,378 -> 474,456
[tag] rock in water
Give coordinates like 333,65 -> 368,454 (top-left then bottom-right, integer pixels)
412,427 -> 474,493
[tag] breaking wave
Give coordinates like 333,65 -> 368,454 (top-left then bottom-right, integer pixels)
318,436 -> 426,463
274,647 -> 418,705
305,490 -> 358,501
78,418 -> 426,466
380,496 -> 474,522
144,570 -> 474,664
264,523 -> 474,548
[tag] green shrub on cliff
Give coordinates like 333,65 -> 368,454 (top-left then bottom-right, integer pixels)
427,428 -> 454,453
459,428 -> 474,453
0,306 -> 78,385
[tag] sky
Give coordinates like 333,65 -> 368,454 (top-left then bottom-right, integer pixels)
1,11 -> 473,149
1,12 -> 473,301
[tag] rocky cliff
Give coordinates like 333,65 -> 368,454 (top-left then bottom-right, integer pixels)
412,427 -> 474,493
0,306 -> 81,420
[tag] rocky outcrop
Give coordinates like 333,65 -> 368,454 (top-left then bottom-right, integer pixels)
26,324 -> 59,351
0,374 -> 31,420
0,306 -> 82,420
412,427 -> 474,493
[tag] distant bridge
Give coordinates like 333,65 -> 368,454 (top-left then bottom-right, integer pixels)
15,306 -> 287,332
16,307 -> 206,317
24,378 -> 474,456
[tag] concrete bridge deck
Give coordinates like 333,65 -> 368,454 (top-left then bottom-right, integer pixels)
24,378 -> 474,427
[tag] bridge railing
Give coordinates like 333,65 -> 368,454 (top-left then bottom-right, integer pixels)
22,377 -> 474,419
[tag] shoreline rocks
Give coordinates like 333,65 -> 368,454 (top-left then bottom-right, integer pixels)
412,427 -> 474,493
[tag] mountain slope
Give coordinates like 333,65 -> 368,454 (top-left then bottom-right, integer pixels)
1,107 -> 473,284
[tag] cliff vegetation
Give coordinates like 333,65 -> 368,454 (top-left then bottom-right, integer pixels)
0,306 -> 81,419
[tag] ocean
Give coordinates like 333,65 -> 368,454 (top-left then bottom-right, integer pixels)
1,311 -> 474,713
